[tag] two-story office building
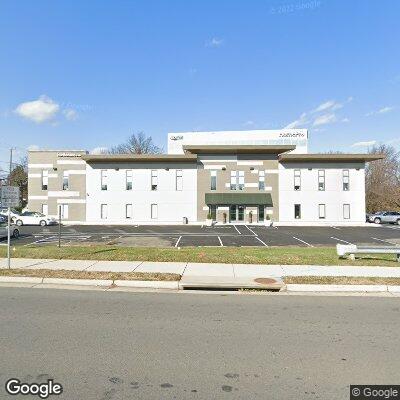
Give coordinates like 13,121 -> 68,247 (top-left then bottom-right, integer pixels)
27,129 -> 383,225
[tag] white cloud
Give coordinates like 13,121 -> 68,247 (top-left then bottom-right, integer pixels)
206,37 -> 224,47
351,140 -> 377,148
366,106 -> 395,116
63,108 -> 78,121
28,144 -> 40,151
15,95 -> 60,123
90,147 -> 109,155
313,113 -> 337,126
341,117 -> 350,123
284,112 -> 308,129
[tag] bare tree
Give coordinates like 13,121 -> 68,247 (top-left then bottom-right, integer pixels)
110,132 -> 162,154
366,144 -> 400,212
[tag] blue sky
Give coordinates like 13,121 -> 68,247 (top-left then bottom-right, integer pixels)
0,0 -> 399,172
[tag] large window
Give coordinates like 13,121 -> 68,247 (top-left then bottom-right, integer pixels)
208,205 -> 216,220
151,204 -> 158,219
101,170 -> 107,190
318,170 -> 325,191
230,171 -> 244,190
176,170 -> 183,191
294,204 -> 301,219
343,170 -> 350,191
294,170 -> 301,191
319,204 -> 326,219
60,204 -> 69,219
258,171 -> 265,190
258,205 -> 265,222
210,170 -> 217,191
41,170 -> 48,190
101,204 -> 107,219
126,204 -> 132,219
62,171 -> 69,190
126,170 -> 133,190
42,204 -> 48,215
343,204 -> 350,219
151,170 -> 158,191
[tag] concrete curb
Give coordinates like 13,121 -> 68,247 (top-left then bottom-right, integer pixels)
0,276 -> 43,284
286,284 -> 396,293
114,280 -> 179,289
42,278 -> 113,287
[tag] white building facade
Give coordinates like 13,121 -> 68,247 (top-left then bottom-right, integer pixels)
28,129 -> 382,226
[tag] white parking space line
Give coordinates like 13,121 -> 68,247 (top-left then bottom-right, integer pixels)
218,236 -> 223,247
175,236 -> 182,248
245,225 -> 258,236
292,236 -> 313,247
382,225 -> 400,231
255,237 -> 268,247
371,237 -> 399,246
233,225 -> 241,235
330,236 -> 353,245
331,226 -> 341,230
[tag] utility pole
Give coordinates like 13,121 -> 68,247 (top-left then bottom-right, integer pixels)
8,147 -> 14,185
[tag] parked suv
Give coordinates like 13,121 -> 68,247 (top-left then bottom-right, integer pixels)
368,211 -> 400,225
0,216 -> 20,239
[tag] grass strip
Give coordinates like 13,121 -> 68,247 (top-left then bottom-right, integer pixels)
285,276 -> 400,285
0,268 -> 180,281
0,245 -> 398,266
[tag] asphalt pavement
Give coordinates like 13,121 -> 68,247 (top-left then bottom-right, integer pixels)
1,287 -> 399,399
1,223 -> 399,248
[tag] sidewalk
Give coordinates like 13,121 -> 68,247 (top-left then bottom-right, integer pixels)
1,257 -> 400,278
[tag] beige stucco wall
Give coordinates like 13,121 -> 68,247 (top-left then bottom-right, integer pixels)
196,154 -> 280,223
28,150 -> 87,221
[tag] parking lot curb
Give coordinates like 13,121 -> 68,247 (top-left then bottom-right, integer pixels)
286,284 -> 391,293
0,276 -> 43,284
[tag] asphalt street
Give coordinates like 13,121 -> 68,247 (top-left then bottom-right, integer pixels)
1,287 -> 399,399
2,223 -> 399,248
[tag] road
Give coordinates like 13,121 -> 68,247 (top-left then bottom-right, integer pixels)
2,223 -> 400,247
1,288 -> 399,399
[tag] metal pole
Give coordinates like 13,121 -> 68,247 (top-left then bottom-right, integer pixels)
7,206 -> 11,269
8,148 -> 13,185
58,205 -> 61,248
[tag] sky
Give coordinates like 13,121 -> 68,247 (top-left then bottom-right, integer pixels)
0,0 -> 399,174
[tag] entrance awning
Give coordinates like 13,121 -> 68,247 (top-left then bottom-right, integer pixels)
205,193 -> 273,206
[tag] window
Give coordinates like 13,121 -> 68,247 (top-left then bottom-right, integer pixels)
230,171 -> 244,190
151,204 -> 158,219
318,170 -> 325,191
62,171 -> 69,190
343,170 -> 350,191
319,204 -> 326,219
176,170 -> 183,191
294,170 -> 301,191
101,204 -> 107,219
101,170 -> 107,190
126,170 -> 133,190
258,205 -> 265,222
208,205 -> 216,220
230,171 -> 237,190
151,170 -> 158,191
258,171 -> 265,190
42,204 -> 48,215
126,204 -> 132,219
60,204 -> 69,219
294,204 -> 301,219
238,171 -> 245,190
41,170 -> 48,190
343,204 -> 350,219
210,170 -> 217,191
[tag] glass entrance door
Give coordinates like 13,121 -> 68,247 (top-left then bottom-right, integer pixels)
229,205 -> 245,222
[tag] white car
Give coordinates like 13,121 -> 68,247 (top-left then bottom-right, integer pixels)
14,212 -> 57,227
0,208 -> 21,220
0,216 -> 20,239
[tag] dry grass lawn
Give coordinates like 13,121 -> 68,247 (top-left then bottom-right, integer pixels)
285,276 -> 400,285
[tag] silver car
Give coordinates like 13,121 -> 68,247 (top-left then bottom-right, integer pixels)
0,216 -> 20,239
369,211 -> 400,225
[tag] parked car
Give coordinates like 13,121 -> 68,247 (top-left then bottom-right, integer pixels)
0,216 -> 20,239
0,208 -> 21,221
368,211 -> 400,225
14,212 -> 57,226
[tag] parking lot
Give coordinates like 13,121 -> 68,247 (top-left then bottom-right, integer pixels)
1,223 -> 399,248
